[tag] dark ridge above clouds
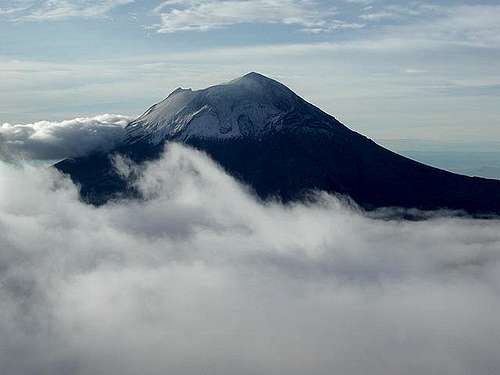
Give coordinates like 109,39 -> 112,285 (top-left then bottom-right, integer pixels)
54,73 -> 500,215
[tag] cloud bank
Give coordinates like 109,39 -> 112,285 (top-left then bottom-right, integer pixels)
154,0 -> 363,33
1,143 -> 500,374
0,114 -> 130,161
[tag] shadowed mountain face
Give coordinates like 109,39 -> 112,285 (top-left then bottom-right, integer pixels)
56,72 -> 500,214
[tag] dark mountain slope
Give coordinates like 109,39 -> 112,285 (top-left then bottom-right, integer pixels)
55,72 -> 500,214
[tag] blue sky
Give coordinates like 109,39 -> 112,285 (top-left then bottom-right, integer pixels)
1,0 -> 500,142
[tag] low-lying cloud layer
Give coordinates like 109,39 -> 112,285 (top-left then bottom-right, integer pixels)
0,114 -> 130,161
1,143 -> 500,375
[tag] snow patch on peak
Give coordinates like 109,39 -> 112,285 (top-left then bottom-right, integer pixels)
124,73 -> 312,145
237,72 -> 280,83
230,72 -> 273,84
227,72 -> 294,96
168,87 -> 192,98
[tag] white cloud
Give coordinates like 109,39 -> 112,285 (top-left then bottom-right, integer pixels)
1,143 -> 500,374
354,3 -> 500,48
359,11 -> 397,21
432,5 -> 500,48
154,0 -> 364,33
344,0 -> 374,3
0,114 -> 130,161
404,68 -> 428,74
0,6 -> 27,15
5,0 -> 133,21
380,4 -> 500,48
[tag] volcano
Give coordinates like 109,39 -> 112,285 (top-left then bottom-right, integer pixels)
56,72 -> 500,214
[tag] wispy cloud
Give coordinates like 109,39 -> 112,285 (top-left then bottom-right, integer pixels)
5,0 -> 133,21
0,6 -> 28,15
153,0 -> 364,33
356,3 -> 500,49
404,68 -> 428,74
425,5 -> 500,48
359,11 -> 397,21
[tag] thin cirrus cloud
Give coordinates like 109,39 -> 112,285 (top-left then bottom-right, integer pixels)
381,4 -> 500,48
0,114 -> 130,161
153,0 -> 364,33
434,5 -> 500,47
3,0 -> 134,21
1,143 -> 500,374
359,11 -> 398,21
0,6 -> 27,15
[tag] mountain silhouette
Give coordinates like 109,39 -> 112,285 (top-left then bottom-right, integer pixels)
56,72 -> 500,214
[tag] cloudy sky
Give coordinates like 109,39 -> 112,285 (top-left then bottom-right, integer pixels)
1,0 -> 500,143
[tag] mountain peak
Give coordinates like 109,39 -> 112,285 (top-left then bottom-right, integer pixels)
238,71 -> 275,83
228,72 -> 291,93
57,74 -> 500,214
243,71 -> 266,79
167,87 -> 192,98
125,72 -> 322,144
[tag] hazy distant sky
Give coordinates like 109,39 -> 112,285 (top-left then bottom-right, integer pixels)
1,0 -> 500,141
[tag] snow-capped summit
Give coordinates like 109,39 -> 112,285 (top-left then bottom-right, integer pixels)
125,72 -> 336,144
56,73 -> 500,214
